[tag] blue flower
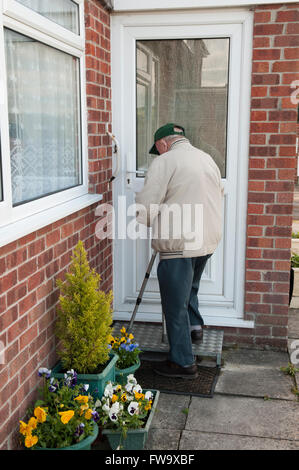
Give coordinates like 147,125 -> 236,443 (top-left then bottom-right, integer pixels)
74,423 -> 85,437
38,367 -> 51,378
92,410 -> 100,423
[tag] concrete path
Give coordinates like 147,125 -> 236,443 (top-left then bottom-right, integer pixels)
145,310 -> 299,450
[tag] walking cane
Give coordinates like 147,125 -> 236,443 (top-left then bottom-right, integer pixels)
127,250 -> 168,344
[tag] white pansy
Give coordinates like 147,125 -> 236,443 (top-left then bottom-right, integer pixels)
102,402 -> 110,414
109,409 -> 118,422
128,401 -> 139,415
111,401 -> 120,414
104,382 -> 114,398
125,382 -> 134,393
133,384 -> 142,394
127,374 -> 137,384
95,399 -> 101,408
145,391 -> 153,401
83,384 -> 89,392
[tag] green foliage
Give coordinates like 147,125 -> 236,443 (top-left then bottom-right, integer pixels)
55,240 -> 113,374
109,327 -> 141,369
292,231 -> 299,239
291,252 -> 299,268
280,362 -> 299,377
19,369 -> 96,449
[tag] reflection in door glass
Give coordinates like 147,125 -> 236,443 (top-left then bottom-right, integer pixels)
136,38 -> 229,177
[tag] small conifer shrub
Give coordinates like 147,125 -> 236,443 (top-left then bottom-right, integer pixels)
55,240 -> 113,374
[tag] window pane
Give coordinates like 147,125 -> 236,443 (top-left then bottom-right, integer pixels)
136,39 -> 229,177
4,29 -> 82,206
16,0 -> 79,34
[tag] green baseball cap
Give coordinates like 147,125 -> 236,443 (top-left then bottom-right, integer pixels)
149,123 -> 185,155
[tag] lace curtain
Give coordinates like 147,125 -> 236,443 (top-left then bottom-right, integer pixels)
4,29 -> 81,206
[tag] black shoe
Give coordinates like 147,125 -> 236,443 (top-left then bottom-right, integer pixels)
153,360 -> 198,380
191,329 -> 203,344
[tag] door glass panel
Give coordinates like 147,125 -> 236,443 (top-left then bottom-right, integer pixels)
136,38 -> 229,177
16,0 -> 79,34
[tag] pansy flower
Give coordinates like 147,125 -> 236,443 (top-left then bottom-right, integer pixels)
127,402 -> 139,416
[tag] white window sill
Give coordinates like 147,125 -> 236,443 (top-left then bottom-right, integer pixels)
0,193 -> 103,249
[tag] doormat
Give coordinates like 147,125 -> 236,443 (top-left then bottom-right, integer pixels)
134,360 -> 220,398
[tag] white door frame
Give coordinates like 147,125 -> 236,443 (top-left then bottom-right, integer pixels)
111,8 -> 254,329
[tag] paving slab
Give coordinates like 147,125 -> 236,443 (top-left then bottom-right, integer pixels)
179,430 -> 299,450
289,309 -> 299,339
216,349 -> 295,400
150,392 -> 190,430
185,395 -> 299,441
145,429 -> 181,450
290,297 -> 299,309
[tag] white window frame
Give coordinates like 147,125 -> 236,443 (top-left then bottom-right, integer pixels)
0,0 -> 101,247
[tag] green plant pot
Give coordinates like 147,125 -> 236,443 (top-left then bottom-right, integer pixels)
115,357 -> 141,385
34,421 -> 99,450
102,389 -> 160,450
51,353 -> 119,399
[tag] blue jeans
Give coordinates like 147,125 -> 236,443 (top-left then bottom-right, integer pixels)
157,254 -> 212,367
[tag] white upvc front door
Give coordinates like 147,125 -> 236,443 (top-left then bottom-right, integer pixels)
111,8 -> 254,329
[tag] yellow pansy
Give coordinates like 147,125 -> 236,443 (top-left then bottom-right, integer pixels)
74,395 -> 89,404
108,335 -> 115,344
121,393 -> 127,402
19,421 -> 29,436
120,337 -> 126,343
120,327 -> 126,335
25,434 -> 38,448
28,417 -> 38,430
79,403 -> 89,416
111,394 -> 118,403
134,392 -> 144,401
115,385 -> 121,392
85,409 -> 93,420
145,403 -> 152,411
59,410 -> 74,424
34,407 -> 47,423
128,333 -> 134,340
60,404 -> 64,408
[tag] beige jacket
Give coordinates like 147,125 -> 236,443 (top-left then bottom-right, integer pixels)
135,139 -> 224,259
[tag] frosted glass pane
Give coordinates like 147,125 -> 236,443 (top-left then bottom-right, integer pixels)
5,29 -> 82,206
136,38 -> 229,177
16,0 -> 79,34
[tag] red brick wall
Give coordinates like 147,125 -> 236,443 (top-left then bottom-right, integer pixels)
235,3 -> 299,350
0,0 -> 112,450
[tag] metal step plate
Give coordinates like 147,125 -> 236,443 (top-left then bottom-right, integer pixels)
113,321 -> 224,367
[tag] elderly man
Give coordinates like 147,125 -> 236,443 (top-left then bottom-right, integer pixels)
135,123 -> 223,379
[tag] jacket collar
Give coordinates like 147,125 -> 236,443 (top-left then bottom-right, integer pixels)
169,138 -> 190,151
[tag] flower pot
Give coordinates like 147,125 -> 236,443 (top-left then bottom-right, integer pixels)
35,421 -> 99,450
115,358 -> 141,385
102,389 -> 160,450
51,353 -> 119,399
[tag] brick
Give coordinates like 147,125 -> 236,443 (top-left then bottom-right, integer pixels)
6,249 -> 27,270
263,248 -> 291,260
276,10 -> 299,22
253,36 -> 270,48
273,61 -> 299,73
46,229 -> 61,248
250,134 -> 266,145
274,36 -> 299,47
269,134 -> 296,145
285,48 -> 299,60
254,24 -> 284,36
254,11 -> 271,23
19,291 -> 37,317
253,49 -> 281,61
19,324 -> 38,351
252,62 -> 269,73
248,169 -> 276,180
286,23 -> 299,34
267,157 -> 296,168
250,122 -> 279,133
0,306 -> 18,331
0,270 -> 17,292
279,147 -> 297,157
250,146 -> 277,157
6,282 -> 27,307
247,237 -> 273,248
18,259 -> 37,282
269,110 -> 297,121
7,316 -> 28,344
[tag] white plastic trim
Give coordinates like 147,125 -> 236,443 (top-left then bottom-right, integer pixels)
113,0 -> 297,11
0,193 -> 103,248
